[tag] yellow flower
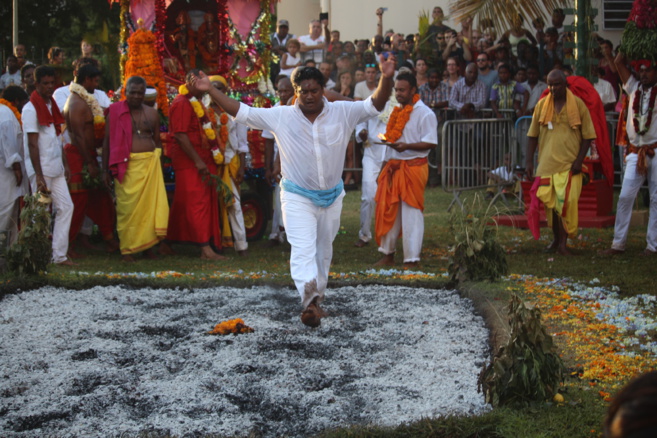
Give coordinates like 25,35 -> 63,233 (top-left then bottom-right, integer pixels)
190,101 -> 204,118
179,84 -> 189,95
205,128 -> 216,140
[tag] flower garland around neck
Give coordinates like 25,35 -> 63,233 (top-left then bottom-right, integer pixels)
0,98 -> 21,126
632,85 -> 657,136
179,84 -> 221,160
383,94 -> 420,143
69,82 -> 105,139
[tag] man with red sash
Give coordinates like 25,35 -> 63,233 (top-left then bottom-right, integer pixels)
602,55 -> 657,256
526,69 -> 596,255
163,70 -> 224,260
22,66 -> 75,265
63,64 -> 117,255
374,71 -> 438,267
102,76 -> 169,262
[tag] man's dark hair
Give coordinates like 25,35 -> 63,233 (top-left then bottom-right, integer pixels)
47,47 -> 64,62
34,65 -> 56,84
527,63 -> 539,72
292,67 -> 325,88
20,64 -> 35,79
303,59 -> 316,67
2,85 -> 28,103
6,55 -> 17,63
126,75 -> 147,91
76,64 -> 101,84
396,71 -> 417,89
603,371 -> 657,438
72,57 -> 99,71
274,74 -> 289,85
546,27 -> 558,35
516,66 -> 527,73
498,63 -> 512,73
427,68 -> 440,77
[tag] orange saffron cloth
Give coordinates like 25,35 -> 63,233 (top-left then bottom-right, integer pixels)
374,157 -> 428,245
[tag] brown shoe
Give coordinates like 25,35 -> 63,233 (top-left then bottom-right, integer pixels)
599,248 -> 625,256
301,298 -> 322,328
641,249 -> 657,256
354,239 -> 369,248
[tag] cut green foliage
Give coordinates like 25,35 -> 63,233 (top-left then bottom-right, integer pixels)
6,193 -> 52,276
479,294 -> 565,407
448,195 -> 508,282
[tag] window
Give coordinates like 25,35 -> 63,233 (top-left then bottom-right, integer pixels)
603,0 -> 633,30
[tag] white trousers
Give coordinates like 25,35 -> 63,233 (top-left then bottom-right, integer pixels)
281,189 -> 344,308
611,153 -> 657,251
0,197 -> 20,246
378,201 -> 424,263
228,179 -> 248,252
358,155 -> 383,242
269,184 -> 285,242
29,174 -> 73,263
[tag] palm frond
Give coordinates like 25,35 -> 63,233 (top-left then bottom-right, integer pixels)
450,0 -> 569,35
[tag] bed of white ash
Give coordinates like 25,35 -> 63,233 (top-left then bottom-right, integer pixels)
0,285 -> 491,437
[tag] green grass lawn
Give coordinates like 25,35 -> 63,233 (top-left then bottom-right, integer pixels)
2,186 -> 655,437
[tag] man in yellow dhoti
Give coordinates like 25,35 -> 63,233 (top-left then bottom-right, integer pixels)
526,69 -> 596,255
102,76 -> 169,262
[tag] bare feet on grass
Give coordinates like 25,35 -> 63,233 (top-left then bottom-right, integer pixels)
158,242 -> 175,255
374,254 -> 395,266
200,245 -> 226,260
57,258 -> 78,266
105,238 -> 120,253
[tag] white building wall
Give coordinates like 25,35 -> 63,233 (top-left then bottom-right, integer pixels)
277,0 -> 623,47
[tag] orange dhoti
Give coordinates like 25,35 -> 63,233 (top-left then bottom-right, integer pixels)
375,157 -> 428,262
64,144 -> 116,242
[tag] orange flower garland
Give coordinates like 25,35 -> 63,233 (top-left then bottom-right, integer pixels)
208,318 -> 254,335
0,98 -> 21,126
383,94 -> 421,143
124,28 -> 169,116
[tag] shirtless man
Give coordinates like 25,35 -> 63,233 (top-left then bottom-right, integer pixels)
103,76 -> 169,261
64,64 -> 118,256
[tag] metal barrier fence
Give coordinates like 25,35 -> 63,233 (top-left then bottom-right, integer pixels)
441,115 -> 519,211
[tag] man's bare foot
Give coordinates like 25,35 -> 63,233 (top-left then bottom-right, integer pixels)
56,258 -> 77,266
599,248 -> 624,256
374,254 -> 395,266
301,297 -> 323,328
143,249 -> 158,260
200,246 -> 227,260
266,239 -> 280,248
403,261 -> 420,268
67,248 -> 85,259
354,239 -> 368,248
105,238 -> 120,253
159,242 -> 175,255
122,255 -> 136,263
77,234 -> 100,251
237,249 -> 249,257
640,249 -> 657,256
557,246 -> 573,256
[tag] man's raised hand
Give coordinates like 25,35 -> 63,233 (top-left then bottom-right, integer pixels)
190,71 -> 211,92
379,54 -> 396,78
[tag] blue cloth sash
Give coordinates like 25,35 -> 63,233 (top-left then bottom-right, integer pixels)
281,178 -> 344,207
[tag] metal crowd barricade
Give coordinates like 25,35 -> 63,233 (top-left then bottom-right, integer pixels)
441,115 -> 518,211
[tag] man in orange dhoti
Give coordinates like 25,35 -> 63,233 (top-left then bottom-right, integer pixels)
63,64 -> 118,255
374,72 -> 438,267
526,69 -> 596,255
102,76 -> 168,262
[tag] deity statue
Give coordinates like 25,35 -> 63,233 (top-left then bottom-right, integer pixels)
169,10 -> 196,70
197,12 -> 221,72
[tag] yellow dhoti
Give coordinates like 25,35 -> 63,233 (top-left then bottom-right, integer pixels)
115,149 -> 169,254
535,170 -> 583,238
215,153 -> 239,248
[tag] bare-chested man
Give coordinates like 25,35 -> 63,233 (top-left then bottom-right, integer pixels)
64,63 -> 118,256
102,76 -> 169,262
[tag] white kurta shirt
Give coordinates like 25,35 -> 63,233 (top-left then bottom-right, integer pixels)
235,96 -> 379,190
355,99 -> 395,164
383,99 -> 438,161
0,104 -> 28,204
22,101 -> 65,178
624,76 -> 657,147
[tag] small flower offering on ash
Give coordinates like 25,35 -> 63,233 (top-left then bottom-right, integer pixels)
208,318 -> 254,335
